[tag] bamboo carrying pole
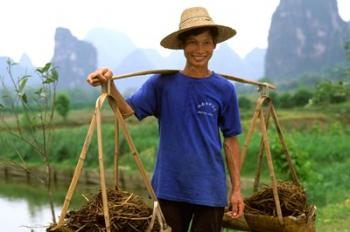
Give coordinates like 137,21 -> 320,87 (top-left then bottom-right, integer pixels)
55,115 -> 97,228
258,103 -> 283,225
253,102 -> 272,192
95,94 -> 111,232
114,115 -> 120,188
111,69 -> 276,90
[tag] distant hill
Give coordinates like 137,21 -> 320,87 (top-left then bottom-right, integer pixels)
265,0 -> 350,81
51,27 -> 97,89
211,43 -> 246,75
84,28 -> 136,68
243,48 -> 266,79
0,55 -> 39,88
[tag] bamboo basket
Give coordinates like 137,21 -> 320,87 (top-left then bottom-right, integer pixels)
238,95 -> 317,232
222,213 -> 250,231
244,205 -> 316,232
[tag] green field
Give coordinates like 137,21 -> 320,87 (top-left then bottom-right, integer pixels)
1,102 -> 350,231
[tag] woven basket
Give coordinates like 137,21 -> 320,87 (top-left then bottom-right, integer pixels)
244,205 -> 316,232
222,213 -> 250,231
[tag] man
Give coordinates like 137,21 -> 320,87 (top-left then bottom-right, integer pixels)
87,7 -> 244,232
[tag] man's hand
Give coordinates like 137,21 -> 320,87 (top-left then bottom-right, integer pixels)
87,68 -> 113,86
229,190 -> 245,218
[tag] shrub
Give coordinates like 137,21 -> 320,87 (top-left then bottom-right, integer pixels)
238,96 -> 252,110
293,88 -> 313,106
56,93 -> 70,120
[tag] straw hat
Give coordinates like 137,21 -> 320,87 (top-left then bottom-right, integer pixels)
160,7 -> 236,49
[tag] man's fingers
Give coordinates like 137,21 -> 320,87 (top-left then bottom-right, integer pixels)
97,72 -> 107,82
230,200 -> 244,218
239,201 -> 245,216
86,68 -> 113,87
104,69 -> 113,79
231,202 -> 239,217
87,74 -> 100,85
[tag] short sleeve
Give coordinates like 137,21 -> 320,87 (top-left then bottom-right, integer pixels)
218,83 -> 242,137
126,75 -> 160,120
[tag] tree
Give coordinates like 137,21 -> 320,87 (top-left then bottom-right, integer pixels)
269,91 -> 280,107
279,93 -> 294,108
344,41 -> 350,80
0,60 -> 59,223
312,80 -> 349,104
292,88 -> 313,107
56,93 -> 70,121
345,41 -> 350,63
238,96 -> 252,110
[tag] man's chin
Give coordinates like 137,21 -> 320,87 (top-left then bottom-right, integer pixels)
191,61 -> 207,67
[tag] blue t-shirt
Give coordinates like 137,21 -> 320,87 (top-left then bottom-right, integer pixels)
126,71 -> 242,207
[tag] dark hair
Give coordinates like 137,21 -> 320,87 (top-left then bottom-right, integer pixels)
178,27 -> 219,46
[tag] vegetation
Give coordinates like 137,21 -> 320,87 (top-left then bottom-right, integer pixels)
0,60 -> 59,223
55,92 -> 70,121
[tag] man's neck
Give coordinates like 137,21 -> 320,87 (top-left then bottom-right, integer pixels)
182,65 -> 211,78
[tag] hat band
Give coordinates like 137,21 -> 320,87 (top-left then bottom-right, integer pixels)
179,16 -> 214,29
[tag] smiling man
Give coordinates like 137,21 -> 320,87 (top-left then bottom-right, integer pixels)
87,7 -> 244,232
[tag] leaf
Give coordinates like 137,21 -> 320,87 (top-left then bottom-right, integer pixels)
43,77 -> 55,84
51,68 -> 59,81
6,58 -> 18,66
40,89 -> 47,98
34,87 -> 43,96
21,93 -> 28,104
18,76 -> 29,93
0,103 -> 4,109
42,67 -> 59,84
34,87 -> 47,98
37,62 -> 51,74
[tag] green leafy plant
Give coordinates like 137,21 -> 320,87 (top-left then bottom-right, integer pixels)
0,59 -> 59,223
56,93 -> 70,121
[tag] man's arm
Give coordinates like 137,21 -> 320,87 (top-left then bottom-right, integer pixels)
87,68 -> 134,118
223,136 -> 244,218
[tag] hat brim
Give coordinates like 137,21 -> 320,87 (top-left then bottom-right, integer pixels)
160,24 -> 236,49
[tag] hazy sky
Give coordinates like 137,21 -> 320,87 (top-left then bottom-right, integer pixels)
1,0 -> 350,66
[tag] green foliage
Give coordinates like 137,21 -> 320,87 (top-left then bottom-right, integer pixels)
279,93 -> 294,108
292,88 -> 313,106
238,96 -> 252,110
317,202 -> 350,232
0,60 -> 60,223
64,87 -> 100,108
312,80 -> 349,104
271,134 -> 310,182
56,93 -> 70,120
269,91 -> 280,107
345,41 -> 350,62
20,111 -> 39,133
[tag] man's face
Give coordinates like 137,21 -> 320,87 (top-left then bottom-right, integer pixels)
183,31 -> 215,69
